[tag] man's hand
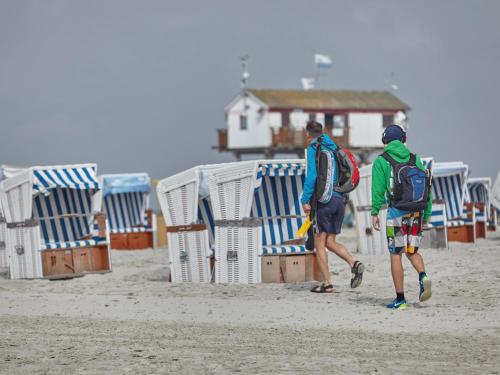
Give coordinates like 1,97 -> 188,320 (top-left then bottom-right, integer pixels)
372,215 -> 380,231
302,203 -> 311,215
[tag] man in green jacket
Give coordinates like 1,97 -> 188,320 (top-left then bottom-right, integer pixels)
371,124 -> 432,310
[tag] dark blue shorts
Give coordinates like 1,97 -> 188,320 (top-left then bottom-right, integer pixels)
317,196 -> 345,234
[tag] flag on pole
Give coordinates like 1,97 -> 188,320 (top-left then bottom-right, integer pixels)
314,53 -> 333,68
301,77 -> 315,90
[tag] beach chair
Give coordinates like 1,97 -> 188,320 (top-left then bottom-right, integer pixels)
0,207 -> 7,268
422,200 -> 448,248
490,172 -> 500,231
0,169 -> 7,267
468,177 -> 493,235
156,165 -> 222,282
94,173 -> 156,250
208,160 -> 318,284
350,164 -> 390,255
351,158 -> 448,251
431,162 -> 476,243
0,164 -> 111,279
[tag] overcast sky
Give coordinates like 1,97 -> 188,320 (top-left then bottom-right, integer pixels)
1,0 -> 499,183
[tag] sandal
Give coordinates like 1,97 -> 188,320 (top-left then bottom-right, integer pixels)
351,261 -> 364,289
310,283 -> 334,293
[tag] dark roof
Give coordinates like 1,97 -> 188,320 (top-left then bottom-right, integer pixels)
248,89 -> 409,111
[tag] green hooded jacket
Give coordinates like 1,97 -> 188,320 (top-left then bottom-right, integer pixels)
371,140 -> 432,221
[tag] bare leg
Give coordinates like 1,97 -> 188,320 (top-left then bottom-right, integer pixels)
315,233 -> 332,285
406,252 -> 425,274
390,253 -> 404,294
326,234 -> 355,268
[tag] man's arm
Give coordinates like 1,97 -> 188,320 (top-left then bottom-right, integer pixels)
424,188 -> 433,222
415,155 -> 433,222
371,157 -> 386,217
301,145 -> 317,205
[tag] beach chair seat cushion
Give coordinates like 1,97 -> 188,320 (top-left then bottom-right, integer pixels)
109,226 -> 152,234
447,220 -> 465,227
261,244 -> 312,255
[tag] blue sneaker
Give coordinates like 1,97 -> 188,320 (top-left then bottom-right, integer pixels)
386,298 -> 408,310
419,275 -> 432,302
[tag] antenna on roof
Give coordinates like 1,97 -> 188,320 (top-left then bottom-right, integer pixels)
240,55 -> 250,90
240,55 -> 250,113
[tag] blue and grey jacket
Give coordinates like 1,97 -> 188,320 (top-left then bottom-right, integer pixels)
300,134 -> 341,205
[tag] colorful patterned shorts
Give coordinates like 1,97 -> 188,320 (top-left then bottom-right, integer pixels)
386,212 -> 423,254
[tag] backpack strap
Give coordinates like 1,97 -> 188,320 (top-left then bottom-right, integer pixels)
309,135 -> 323,230
408,153 -> 417,165
315,136 -> 323,167
380,152 -> 398,168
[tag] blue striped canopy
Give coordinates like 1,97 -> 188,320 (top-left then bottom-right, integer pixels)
468,178 -> 491,220
252,174 -> 306,246
431,162 -> 469,220
102,174 -> 151,197
33,166 -> 100,196
468,179 -> 490,204
198,196 -> 215,246
34,188 -> 94,245
252,162 -> 306,246
255,162 -> 305,188
104,191 -> 149,232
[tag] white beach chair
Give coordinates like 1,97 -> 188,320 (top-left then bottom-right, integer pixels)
208,160 -> 313,283
0,164 -> 111,279
94,173 -> 156,249
350,164 -> 389,255
156,165 -> 224,283
491,171 -> 500,230
468,177 -> 493,235
0,168 -> 8,267
432,162 -> 476,243
0,205 -> 7,268
351,157 -> 448,252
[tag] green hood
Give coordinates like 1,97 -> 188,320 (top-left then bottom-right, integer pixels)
384,140 -> 410,162
370,140 -> 433,220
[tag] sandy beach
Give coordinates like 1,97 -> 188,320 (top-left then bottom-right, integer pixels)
1,229 -> 499,374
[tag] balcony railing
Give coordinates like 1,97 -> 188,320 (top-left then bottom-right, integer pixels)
216,126 -> 349,151
272,128 -> 308,149
217,128 -> 227,150
272,127 -> 349,149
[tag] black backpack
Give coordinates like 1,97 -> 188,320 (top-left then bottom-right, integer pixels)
381,152 -> 432,212
314,136 -> 336,204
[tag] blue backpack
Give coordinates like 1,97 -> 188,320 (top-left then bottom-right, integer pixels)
381,152 -> 431,212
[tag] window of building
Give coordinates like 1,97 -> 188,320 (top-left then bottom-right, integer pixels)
325,113 -> 334,128
240,115 -> 248,130
309,113 -> 315,122
383,114 -> 394,128
281,112 -> 290,127
332,115 -> 345,136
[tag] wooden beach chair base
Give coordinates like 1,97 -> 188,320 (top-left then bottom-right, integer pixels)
110,232 -> 153,250
261,253 -> 322,283
447,225 -> 475,243
41,245 -> 110,279
475,222 -> 486,239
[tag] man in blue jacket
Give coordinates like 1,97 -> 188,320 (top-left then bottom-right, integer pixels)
301,121 -> 364,293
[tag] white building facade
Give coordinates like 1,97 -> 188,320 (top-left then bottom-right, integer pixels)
221,89 -> 409,157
